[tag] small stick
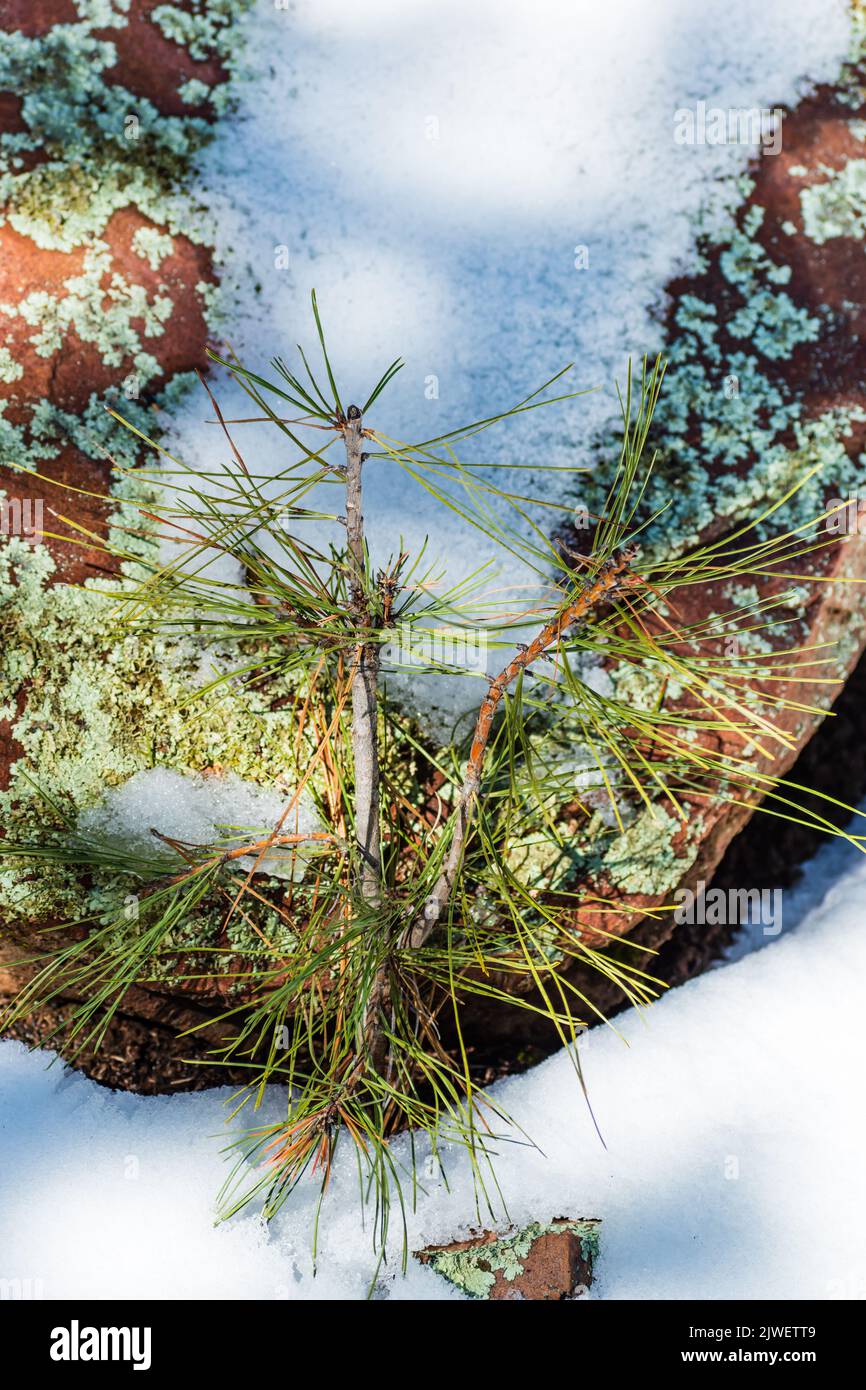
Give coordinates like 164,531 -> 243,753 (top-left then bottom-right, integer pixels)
341,407 -> 391,1073
406,547 -> 640,949
144,830 -> 342,893
343,406 -> 383,909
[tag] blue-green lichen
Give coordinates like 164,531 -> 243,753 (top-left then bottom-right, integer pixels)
0,0 -> 252,470
420,1220 -> 600,1299
152,1 -> 242,61
0,534 -> 319,938
800,159 -> 866,245
600,806 -> 689,896
2,242 -> 172,383
580,194 -> 866,559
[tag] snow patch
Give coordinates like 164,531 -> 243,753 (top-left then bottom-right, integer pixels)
2,806 -> 865,1300
78,768 -> 321,879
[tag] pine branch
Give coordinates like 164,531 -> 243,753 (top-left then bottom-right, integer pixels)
407,545 -> 642,948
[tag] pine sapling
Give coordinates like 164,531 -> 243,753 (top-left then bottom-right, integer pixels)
4,293 -> 866,1254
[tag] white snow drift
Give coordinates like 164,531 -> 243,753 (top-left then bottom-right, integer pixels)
1,805 -> 864,1300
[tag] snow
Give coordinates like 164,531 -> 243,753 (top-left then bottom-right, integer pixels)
183,0 -> 850,525
159,0 -> 850,729
78,768 -> 321,879
2,812 -> 865,1300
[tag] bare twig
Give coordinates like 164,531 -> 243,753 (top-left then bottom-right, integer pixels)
143,829 -> 343,894
406,546 -> 641,949
341,406 -> 390,1070
343,405 -> 383,907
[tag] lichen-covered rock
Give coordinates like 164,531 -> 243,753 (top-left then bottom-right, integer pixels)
433,12 -> 866,1055
416,1219 -> 600,1300
0,2 -> 254,1084
0,202 -> 215,585
0,1 -> 244,554
6,4 -> 866,1090
95,1 -> 236,118
0,533 -> 321,983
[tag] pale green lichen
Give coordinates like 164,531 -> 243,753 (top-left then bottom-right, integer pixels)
572,190 -> 866,891
421,1220 -> 600,1299
800,159 -> 866,245
714,584 -> 777,655
0,27 -> 210,182
75,1 -> 132,24
0,2 -> 293,967
608,658 -> 682,713
726,290 -> 821,360
178,78 -> 212,108
2,145 -> 204,255
0,346 -> 23,383
3,242 -> 171,382
0,1 -> 250,483
153,1 -> 243,62
600,807 -> 689,896
131,225 -> 176,271
0,536 -> 319,934
580,190 -> 866,560
0,387 -> 165,481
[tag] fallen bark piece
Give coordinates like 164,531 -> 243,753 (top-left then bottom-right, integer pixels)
415,1219 -> 600,1300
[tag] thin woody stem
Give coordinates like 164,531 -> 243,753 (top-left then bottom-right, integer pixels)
343,405 -> 383,907
342,406 -> 389,1071
144,830 -> 343,893
407,547 -> 640,949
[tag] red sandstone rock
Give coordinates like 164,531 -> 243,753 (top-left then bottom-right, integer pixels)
96,0 -> 229,117
0,211 -> 214,419
416,1220 -> 599,1300
0,1 -> 77,36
